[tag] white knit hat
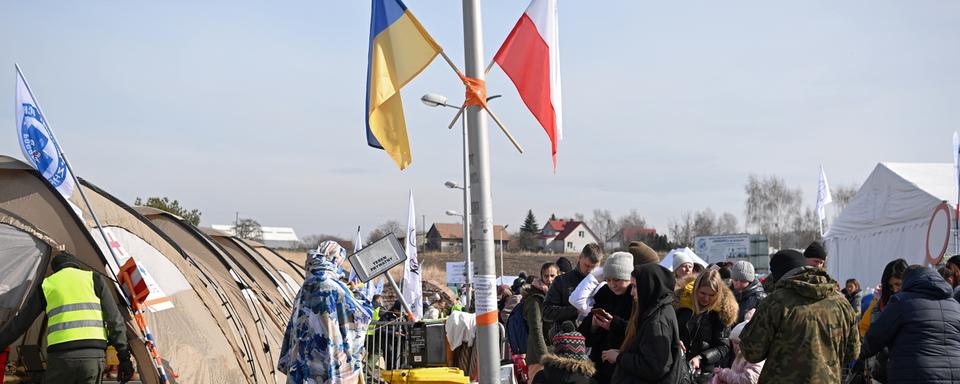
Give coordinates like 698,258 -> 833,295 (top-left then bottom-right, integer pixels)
672,252 -> 695,271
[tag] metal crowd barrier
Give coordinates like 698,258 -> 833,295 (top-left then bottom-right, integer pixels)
363,318 -> 511,384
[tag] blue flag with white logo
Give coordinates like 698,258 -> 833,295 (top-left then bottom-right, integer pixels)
16,67 -> 75,199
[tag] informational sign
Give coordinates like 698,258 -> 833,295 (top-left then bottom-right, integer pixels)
694,234 -> 751,264
445,261 -> 476,285
93,228 -> 173,312
474,274 -> 498,315
926,202 -> 952,266
348,233 -> 407,282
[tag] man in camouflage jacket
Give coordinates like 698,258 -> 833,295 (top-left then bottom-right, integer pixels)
740,250 -> 860,384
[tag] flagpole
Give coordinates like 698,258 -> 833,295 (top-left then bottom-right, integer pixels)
14,65 -> 127,292
461,1 -> 500,382
15,65 -> 168,382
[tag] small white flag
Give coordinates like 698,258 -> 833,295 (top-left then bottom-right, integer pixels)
16,66 -> 75,199
402,190 -> 423,320
816,165 -> 833,236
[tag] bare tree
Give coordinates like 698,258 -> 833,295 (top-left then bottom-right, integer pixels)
693,209 -> 717,238
368,220 -> 403,241
745,174 -> 803,247
573,212 -> 586,222
717,212 -> 740,234
590,209 -> 617,246
618,209 -> 648,229
668,211 -> 695,247
833,183 -> 859,213
302,234 -> 353,250
789,206 -> 820,248
235,218 -> 263,241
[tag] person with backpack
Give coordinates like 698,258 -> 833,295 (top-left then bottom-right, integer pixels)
509,262 -> 559,383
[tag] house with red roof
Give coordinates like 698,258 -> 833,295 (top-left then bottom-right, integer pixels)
605,227 -> 658,250
540,219 -> 600,254
426,223 -> 511,252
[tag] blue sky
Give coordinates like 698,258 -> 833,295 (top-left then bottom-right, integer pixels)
2,1 -> 959,240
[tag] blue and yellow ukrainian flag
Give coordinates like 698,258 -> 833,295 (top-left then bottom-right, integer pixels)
366,0 -> 441,170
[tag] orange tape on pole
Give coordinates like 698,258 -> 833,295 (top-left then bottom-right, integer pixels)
476,310 -> 499,326
460,74 -> 488,109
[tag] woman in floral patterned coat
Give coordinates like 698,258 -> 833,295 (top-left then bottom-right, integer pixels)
278,241 -> 373,384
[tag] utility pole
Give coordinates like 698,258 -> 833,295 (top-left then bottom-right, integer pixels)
461,1 -> 499,382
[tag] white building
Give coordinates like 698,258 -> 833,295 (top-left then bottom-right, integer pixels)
540,219 -> 600,254
212,224 -> 300,249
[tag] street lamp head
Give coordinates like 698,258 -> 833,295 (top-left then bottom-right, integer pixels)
444,181 -> 460,189
445,210 -> 461,217
421,93 -> 448,108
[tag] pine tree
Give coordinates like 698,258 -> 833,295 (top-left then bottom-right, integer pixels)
521,210 -> 539,233
549,213 -> 557,221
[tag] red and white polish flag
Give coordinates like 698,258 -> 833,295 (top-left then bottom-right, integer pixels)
493,0 -> 562,169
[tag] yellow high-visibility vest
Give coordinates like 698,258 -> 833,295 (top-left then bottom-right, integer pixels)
42,268 -> 107,346
367,307 -> 381,335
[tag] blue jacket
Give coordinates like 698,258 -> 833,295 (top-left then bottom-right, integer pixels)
862,267 -> 960,384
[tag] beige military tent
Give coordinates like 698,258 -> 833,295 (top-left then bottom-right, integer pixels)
0,156 -> 159,383
136,207 -> 287,384
76,180 -> 259,383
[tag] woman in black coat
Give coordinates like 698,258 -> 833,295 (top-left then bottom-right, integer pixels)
578,253 -> 635,384
601,264 -> 683,384
860,265 -> 960,383
684,269 -> 738,383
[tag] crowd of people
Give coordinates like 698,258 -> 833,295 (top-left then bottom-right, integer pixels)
268,238 -> 960,384
499,243 -> 960,384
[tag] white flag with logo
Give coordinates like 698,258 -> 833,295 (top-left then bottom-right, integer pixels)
402,190 -> 423,320
16,66 -> 74,199
816,165 -> 833,235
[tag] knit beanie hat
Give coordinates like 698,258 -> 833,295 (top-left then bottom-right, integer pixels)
769,249 -> 806,283
556,257 -> 573,274
804,241 -> 827,261
603,252 -> 634,281
673,252 -> 695,271
552,321 -> 588,360
731,260 -> 756,282
628,241 -> 660,266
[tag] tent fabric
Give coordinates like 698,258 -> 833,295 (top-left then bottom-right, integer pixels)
825,162 -> 957,289
659,247 -> 708,271
0,156 -> 160,384
138,208 -> 286,384
210,232 -> 297,306
0,223 -> 50,329
202,228 -> 294,318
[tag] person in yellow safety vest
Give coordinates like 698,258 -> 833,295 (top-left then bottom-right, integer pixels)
367,294 -> 383,336
0,252 -> 134,383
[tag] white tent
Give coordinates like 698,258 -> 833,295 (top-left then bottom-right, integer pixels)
660,248 -> 708,271
825,162 -> 957,288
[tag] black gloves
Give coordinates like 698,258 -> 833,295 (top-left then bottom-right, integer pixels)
117,349 -> 135,383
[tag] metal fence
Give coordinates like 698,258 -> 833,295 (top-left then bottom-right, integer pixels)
363,319 -> 510,384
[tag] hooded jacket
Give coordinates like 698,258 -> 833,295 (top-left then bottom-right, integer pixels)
523,281 -> 552,366
861,267 -> 960,384
532,354 -> 596,384
578,283 -> 634,384
734,280 -> 766,324
278,241 -> 373,384
611,264 -> 682,384
740,267 -> 859,384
